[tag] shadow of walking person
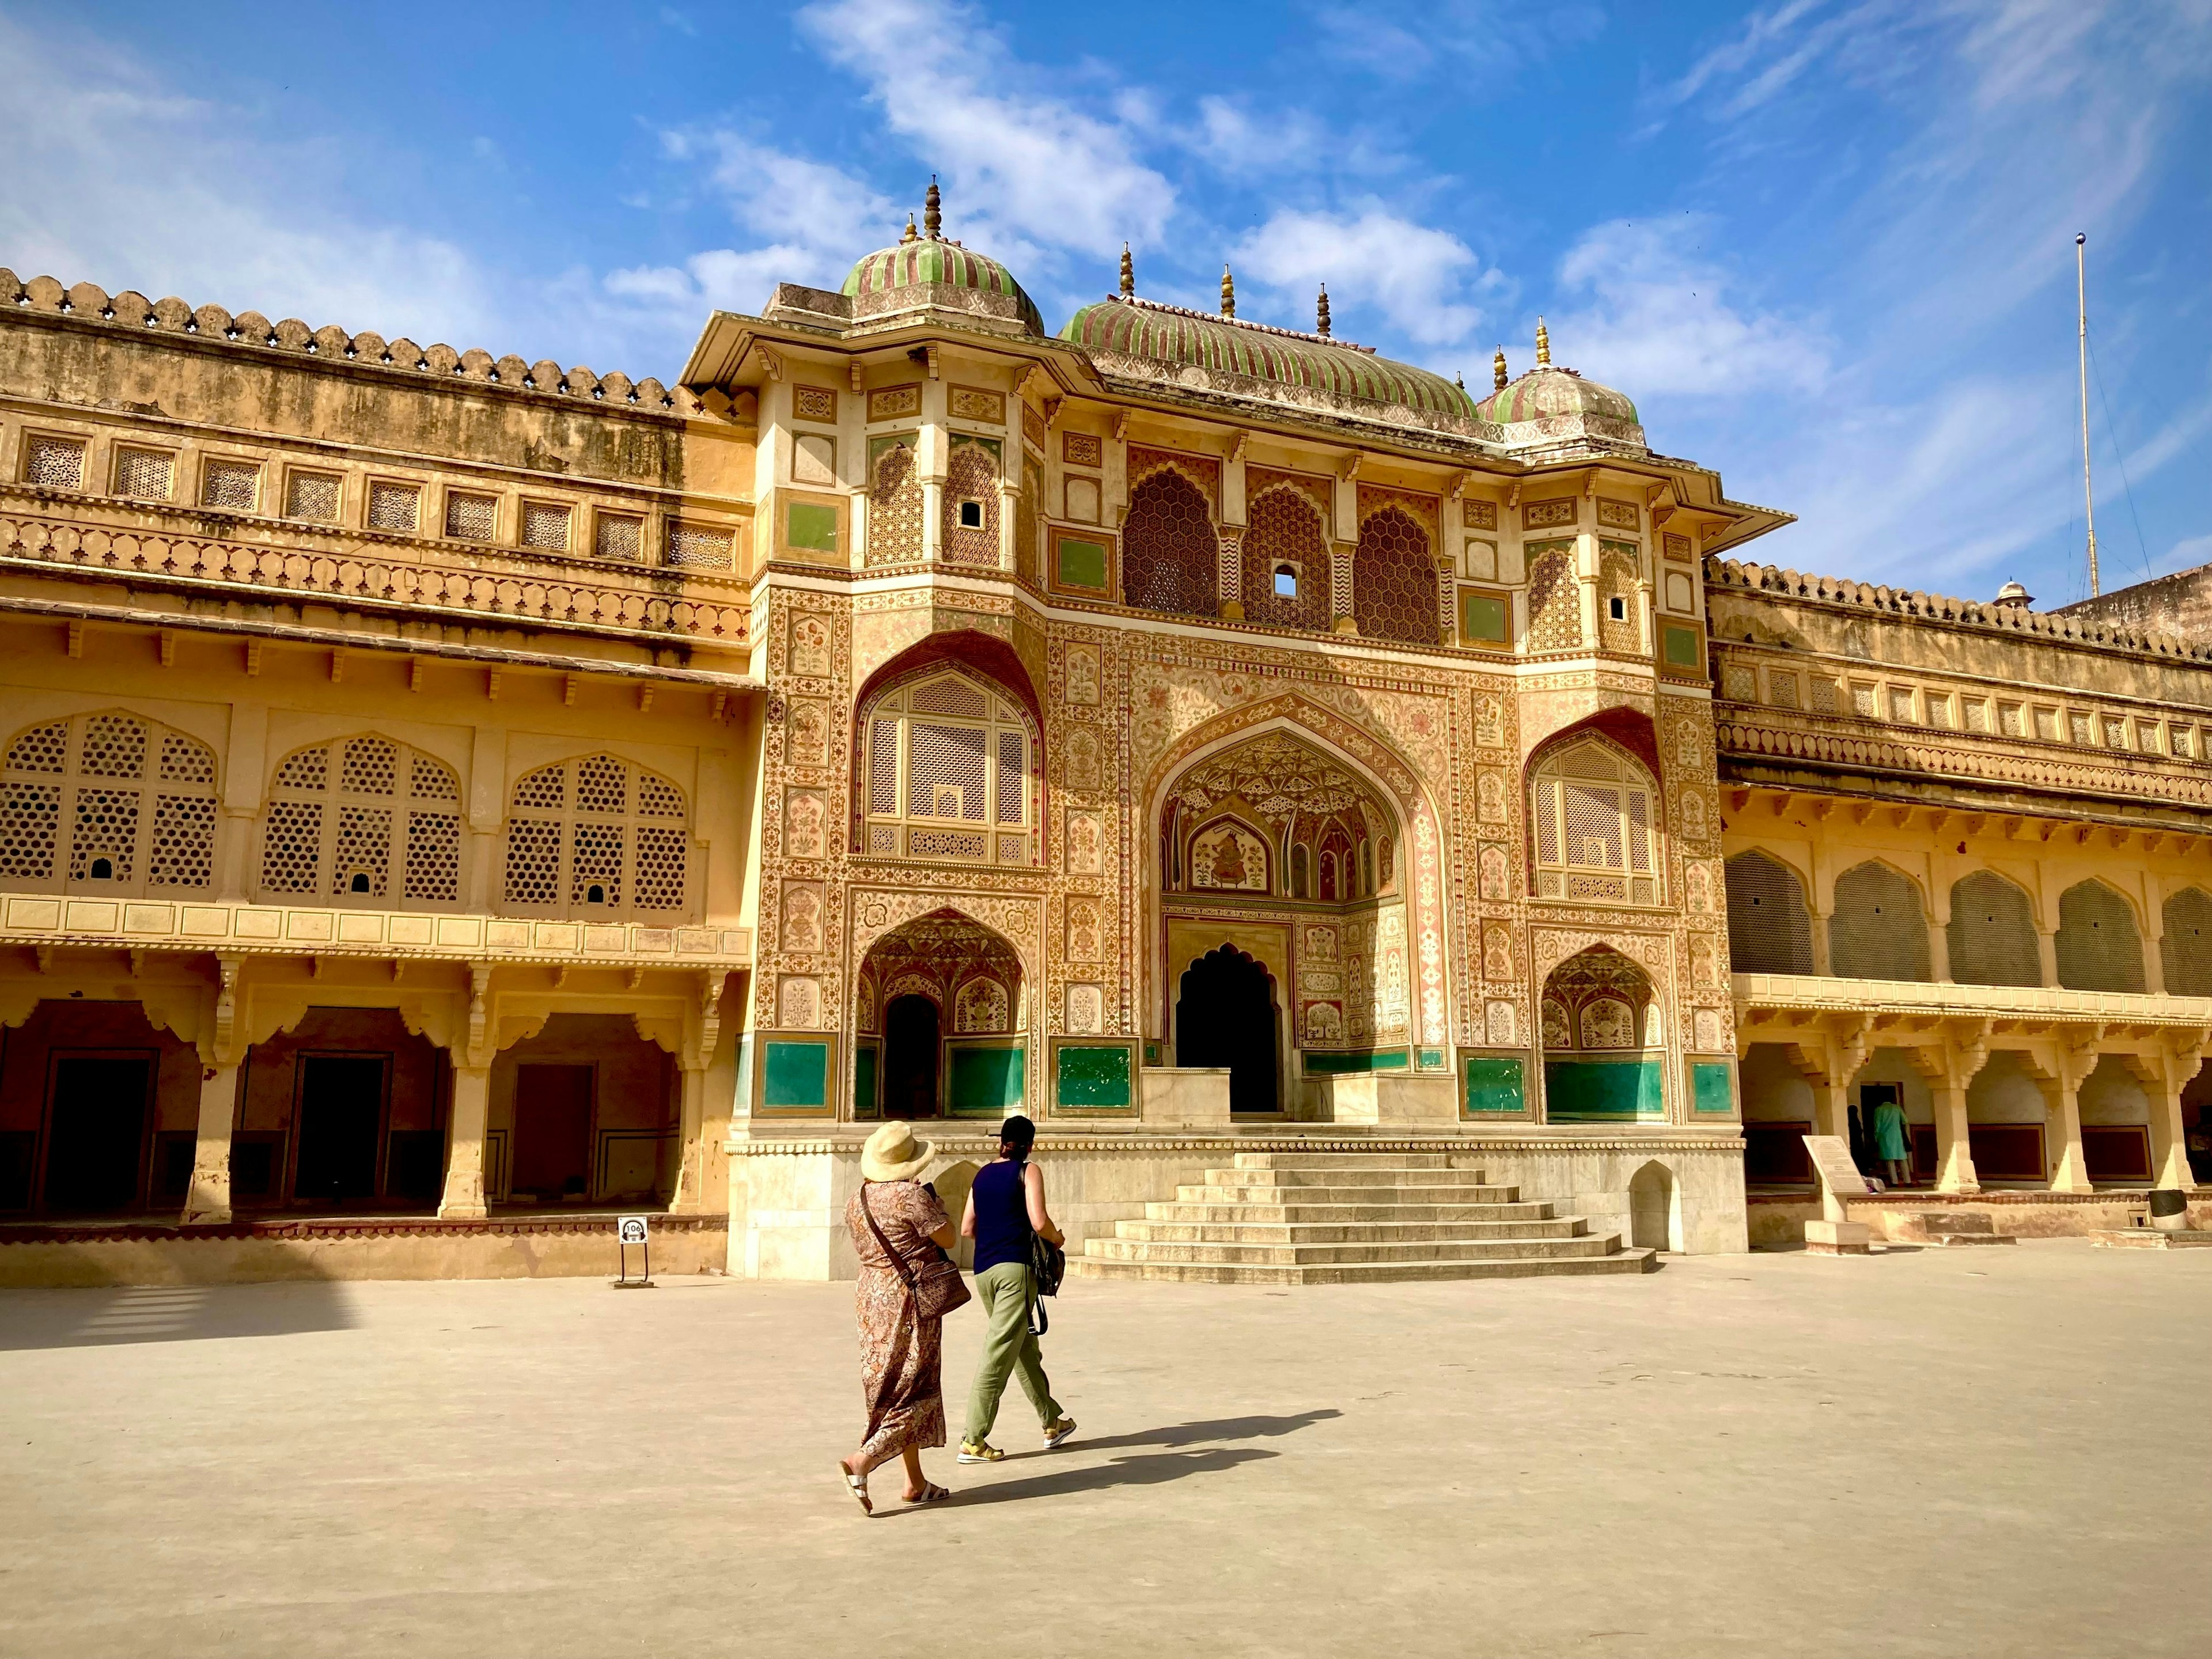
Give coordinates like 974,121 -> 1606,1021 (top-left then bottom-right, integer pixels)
885,1446 -> 1278,1512
1004,1407 -> 1340,1459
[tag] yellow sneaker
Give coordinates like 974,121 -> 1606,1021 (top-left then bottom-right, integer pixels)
957,1440 -> 1004,1464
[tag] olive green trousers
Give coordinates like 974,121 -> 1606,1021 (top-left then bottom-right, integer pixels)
963,1261 -> 1063,1444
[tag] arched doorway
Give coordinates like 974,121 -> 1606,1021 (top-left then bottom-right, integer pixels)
854,908 -> 1027,1121
882,994 -> 942,1119
1540,944 -> 1665,1122
1176,946 -> 1280,1114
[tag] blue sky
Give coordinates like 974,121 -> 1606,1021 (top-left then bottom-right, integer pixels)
2,1 -> 2206,605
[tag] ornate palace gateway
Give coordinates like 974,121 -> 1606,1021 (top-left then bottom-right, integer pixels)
0,189 -> 2202,1283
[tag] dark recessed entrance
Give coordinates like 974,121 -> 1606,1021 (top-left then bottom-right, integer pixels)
1176,946 -> 1279,1114
512,1063 -> 595,1202
41,1055 -> 153,1212
883,994 -> 942,1119
292,1055 -> 387,1205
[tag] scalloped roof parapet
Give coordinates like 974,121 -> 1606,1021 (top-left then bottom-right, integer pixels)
0,268 -> 687,415
1706,556 -> 2212,665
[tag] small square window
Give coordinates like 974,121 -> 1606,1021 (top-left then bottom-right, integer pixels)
445,491 -> 497,541
2067,711 -> 2094,745
2173,726 -> 2196,759
1607,595 -> 1628,622
1851,683 -> 1878,718
201,459 -> 261,512
2033,707 -> 2059,741
595,513 -> 643,561
368,479 -> 422,533
1274,565 -> 1298,599
957,499 -> 984,529
521,501 -> 571,552
23,434 -> 87,490
1925,695 -> 1953,729
2137,721 -> 2164,753
1888,687 -> 1917,723
1998,702 -> 2024,737
285,470 -> 342,523
113,446 -> 175,501
1461,587 -> 1512,650
2102,715 -> 2128,749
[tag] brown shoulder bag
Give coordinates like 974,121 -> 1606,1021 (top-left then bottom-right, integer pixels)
861,1183 -> 972,1319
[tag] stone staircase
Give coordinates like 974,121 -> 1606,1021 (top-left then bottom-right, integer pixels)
1070,1152 -> 1654,1285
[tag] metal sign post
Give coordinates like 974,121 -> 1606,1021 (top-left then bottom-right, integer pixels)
614,1214 -> 654,1288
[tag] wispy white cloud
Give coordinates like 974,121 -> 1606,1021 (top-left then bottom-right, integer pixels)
1547,217 -> 1830,397
796,0 -> 1175,259
1310,0 -> 1606,82
0,16 -> 495,348
1231,207 -> 1495,347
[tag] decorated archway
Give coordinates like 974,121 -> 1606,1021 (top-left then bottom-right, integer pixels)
854,908 -> 1025,1120
1155,721 -> 1432,1108
1540,944 -> 1665,1122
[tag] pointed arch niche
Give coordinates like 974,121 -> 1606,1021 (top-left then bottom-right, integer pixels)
1541,944 -> 1666,1122
1160,728 -> 1409,1080
853,908 -> 1027,1120
854,662 -> 1040,868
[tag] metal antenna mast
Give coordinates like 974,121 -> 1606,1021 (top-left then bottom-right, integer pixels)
2077,232 -> 2100,597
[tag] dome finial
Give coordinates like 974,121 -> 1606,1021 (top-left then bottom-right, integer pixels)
900,213 -> 918,245
1455,371 -> 1465,390
1493,344 -> 1509,391
1119,243 -> 1134,298
1535,316 -> 1551,368
1316,283 -> 1331,338
923,176 -> 942,241
1221,263 -> 1236,319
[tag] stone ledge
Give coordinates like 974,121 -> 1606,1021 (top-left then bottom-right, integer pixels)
0,1213 -> 729,1247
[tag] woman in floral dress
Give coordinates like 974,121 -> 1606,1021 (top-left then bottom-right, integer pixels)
838,1122 -> 960,1513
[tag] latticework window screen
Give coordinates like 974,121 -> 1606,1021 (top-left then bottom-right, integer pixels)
501,754 -> 692,920
867,438 -> 925,567
1,713 -> 218,895
260,736 -> 463,906
1527,546 -> 1582,652
2162,887 -> 2212,998
1122,469 -> 1216,617
1946,870 -> 2043,987
1240,488 -> 1331,631
1529,737 -> 1661,905
1352,508 -> 1439,645
1828,862 -> 1931,982
1725,851 -> 1815,975
2055,880 -> 2145,993
941,440 -> 1002,567
858,672 -> 1035,865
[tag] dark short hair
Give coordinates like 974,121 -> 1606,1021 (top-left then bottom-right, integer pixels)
998,1114 -> 1036,1157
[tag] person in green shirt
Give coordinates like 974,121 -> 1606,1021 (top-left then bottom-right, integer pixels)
1872,1097 -> 1912,1188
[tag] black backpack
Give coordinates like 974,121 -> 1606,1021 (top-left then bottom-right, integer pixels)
1027,1226 -> 1066,1335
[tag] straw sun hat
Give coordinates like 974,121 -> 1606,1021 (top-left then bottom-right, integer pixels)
861,1120 -> 935,1182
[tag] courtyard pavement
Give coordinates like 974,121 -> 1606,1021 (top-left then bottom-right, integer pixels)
2,1241 -> 2209,1659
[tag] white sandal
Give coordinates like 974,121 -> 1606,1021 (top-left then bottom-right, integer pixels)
839,1464 -> 872,1516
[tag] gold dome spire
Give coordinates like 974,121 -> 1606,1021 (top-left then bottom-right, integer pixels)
900,213 -> 918,245
1316,283 -> 1331,338
923,176 -> 941,241
1220,264 -> 1236,319
1119,243 -> 1134,298
1535,316 -> 1551,368
1493,344 -> 1508,391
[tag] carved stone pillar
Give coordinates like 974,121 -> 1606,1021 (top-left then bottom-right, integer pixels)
1330,543 -> 1355,634
438,963 -> 497,1218
439,1066 -> 493,1219
1218,529 -> 1245,621
2042,1041 -> 2095,1193
183,956 -> 243,1225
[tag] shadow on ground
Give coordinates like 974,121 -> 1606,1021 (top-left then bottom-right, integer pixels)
0,1281 -> 357,1350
